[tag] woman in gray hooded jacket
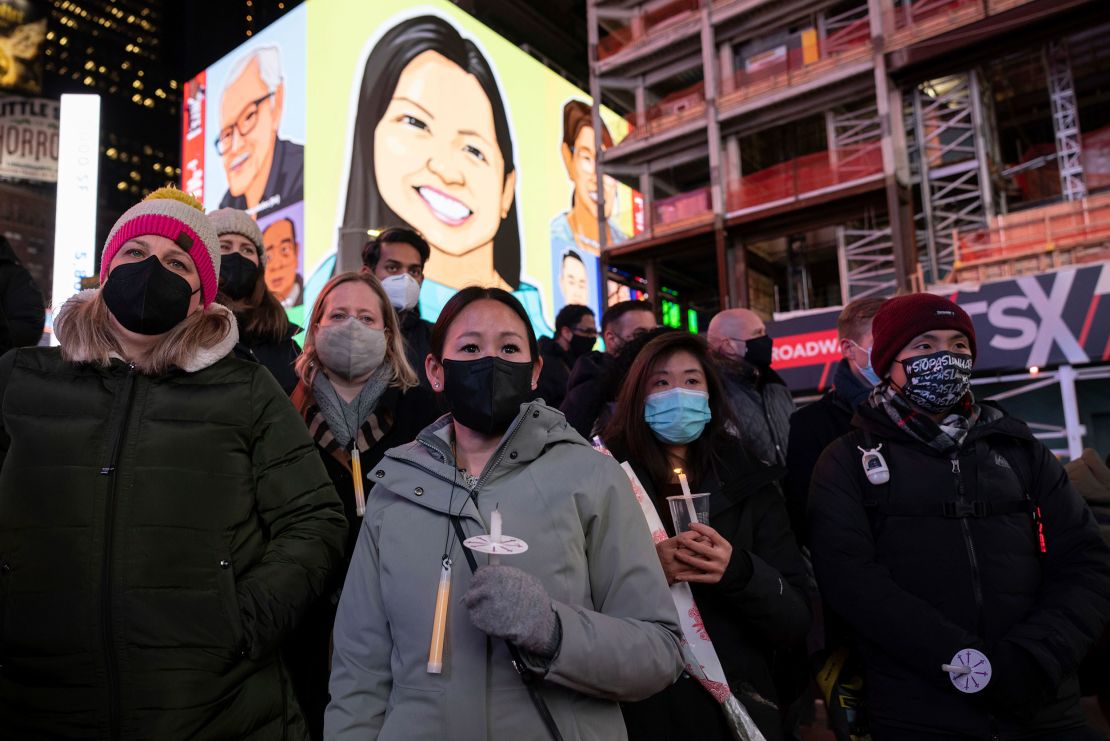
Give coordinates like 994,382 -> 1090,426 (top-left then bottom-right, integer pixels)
325,287 -> 685,741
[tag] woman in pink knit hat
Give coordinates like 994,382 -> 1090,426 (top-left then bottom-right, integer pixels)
0,188 -> 346,739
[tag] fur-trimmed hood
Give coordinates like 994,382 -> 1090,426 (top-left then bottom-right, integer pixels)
54,289 -> 239,373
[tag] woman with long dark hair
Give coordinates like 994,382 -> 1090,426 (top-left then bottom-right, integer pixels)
325,286 -> 682,740
210,207 -> 301,393
339,14 -> 551,337
603,332 -> 810,741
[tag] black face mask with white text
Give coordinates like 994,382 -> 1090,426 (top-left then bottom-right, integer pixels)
899,350 -> 973,413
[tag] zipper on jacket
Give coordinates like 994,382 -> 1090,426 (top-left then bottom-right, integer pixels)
951,455 -> 984,624
412,406 -> 532,504
98,364 -> 137,739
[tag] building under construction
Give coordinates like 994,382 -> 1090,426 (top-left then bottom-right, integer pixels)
587,0 -> 1110,454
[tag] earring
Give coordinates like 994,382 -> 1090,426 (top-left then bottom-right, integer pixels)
433,382 -> 440,389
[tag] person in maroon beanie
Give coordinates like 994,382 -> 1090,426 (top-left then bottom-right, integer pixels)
807,292 -> 1110,740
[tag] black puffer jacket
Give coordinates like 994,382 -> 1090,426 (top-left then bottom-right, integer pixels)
0,296 -> 347,740
398,309 -> 434,393
560,350 -> 615,439
535,337 -> 574,409
0,236 -> 44,353
718,361 -> 794,466
617,443 -> 811,741
233,320 -> 302,395
808,402 -> 1110,739
784,359 -> 872,544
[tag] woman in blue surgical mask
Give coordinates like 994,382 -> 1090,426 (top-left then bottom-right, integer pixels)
603,332 -> 811,741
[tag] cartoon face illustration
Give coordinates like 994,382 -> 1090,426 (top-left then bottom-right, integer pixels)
559,252 -> 589,307
219,53 -> 284,202
373,50 -> 516,261
262,218 -> 299,301
563,123 -> 618,222
343,16 -> 524,294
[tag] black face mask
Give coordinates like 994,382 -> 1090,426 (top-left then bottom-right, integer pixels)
441,356 -> 534,436
102,256 -> 199,336
569,333 -> 596,359
744,335 -> 774,368
219,252 -> 259,301
899,350 -> 974,414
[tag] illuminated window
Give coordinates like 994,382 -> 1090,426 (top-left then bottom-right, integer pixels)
661,299 -> 681,329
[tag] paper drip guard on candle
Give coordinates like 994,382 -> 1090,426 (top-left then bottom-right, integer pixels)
464,506 -> 528,565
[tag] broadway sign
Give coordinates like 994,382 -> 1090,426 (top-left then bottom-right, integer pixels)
766,263 -> 1110,392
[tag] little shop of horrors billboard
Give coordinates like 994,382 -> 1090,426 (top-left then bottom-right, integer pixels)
766,263 -> 1110,392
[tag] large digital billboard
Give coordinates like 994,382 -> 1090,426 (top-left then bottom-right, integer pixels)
181,0 -> 643,334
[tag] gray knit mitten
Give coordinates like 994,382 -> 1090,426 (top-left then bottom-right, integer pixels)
462,565 -> 561,657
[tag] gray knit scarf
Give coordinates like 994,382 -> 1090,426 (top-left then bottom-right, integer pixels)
312,365 -> 392,449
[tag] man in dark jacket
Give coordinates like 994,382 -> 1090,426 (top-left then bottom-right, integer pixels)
0,235 -> 44,353
535,303 -> 595,409
808,293 -> 1110,740
561,299 -> 655,438
708,308 -> 794,466
785,296 -> 885,543
362,227 -> 433,392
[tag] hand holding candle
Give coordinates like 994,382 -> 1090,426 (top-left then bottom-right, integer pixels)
668,468 -> 710,534
463,505 -> 528,566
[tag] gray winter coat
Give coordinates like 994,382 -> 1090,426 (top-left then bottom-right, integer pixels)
720,363 -> 795,466
325,401 -> 685,741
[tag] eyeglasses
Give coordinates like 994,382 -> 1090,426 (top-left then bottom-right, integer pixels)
214,92 -> 275,154
573,327 -> 598,338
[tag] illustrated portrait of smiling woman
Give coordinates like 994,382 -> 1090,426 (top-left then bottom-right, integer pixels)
340,15 -> 552,339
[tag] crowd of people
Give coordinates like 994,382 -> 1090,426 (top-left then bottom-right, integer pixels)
0,187 -> 1108,741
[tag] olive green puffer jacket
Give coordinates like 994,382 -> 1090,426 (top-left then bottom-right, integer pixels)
0,293 -> 347,740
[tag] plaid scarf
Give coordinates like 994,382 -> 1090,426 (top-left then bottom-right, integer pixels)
869,382 -> 980,455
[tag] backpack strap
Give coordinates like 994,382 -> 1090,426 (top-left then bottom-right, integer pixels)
852,430 -> 1035,523
988,436 -> 1047,554
854,429 -> 890,538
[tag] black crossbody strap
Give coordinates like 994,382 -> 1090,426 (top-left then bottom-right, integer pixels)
451,517 -> 565,741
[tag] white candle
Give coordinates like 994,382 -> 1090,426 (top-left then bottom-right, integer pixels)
490,507 -> 503,543
674,468 -> 699,528
674,468 -> 692,497
489,507 -> 503,566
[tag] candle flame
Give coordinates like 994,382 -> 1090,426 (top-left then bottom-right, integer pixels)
673,467 -> 683,475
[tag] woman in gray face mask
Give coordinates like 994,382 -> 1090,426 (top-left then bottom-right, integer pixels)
288,271 -> 439,740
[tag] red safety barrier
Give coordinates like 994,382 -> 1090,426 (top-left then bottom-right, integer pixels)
721,38 -> 870,109
652,187 -> 713,230
597,0 -> 700,61
955,190 -> 1110,266
725,144 -> 883,212
623,81 -> 706,139
891,0 -> 980,30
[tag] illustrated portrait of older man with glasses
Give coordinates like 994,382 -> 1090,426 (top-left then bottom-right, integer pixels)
216,45 -> 304,218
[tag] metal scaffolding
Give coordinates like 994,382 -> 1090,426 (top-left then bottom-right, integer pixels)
836,208 -> 897,301
912,72 -> 992,281
1046,41 -> 1088,201
827,100 -> 882,177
